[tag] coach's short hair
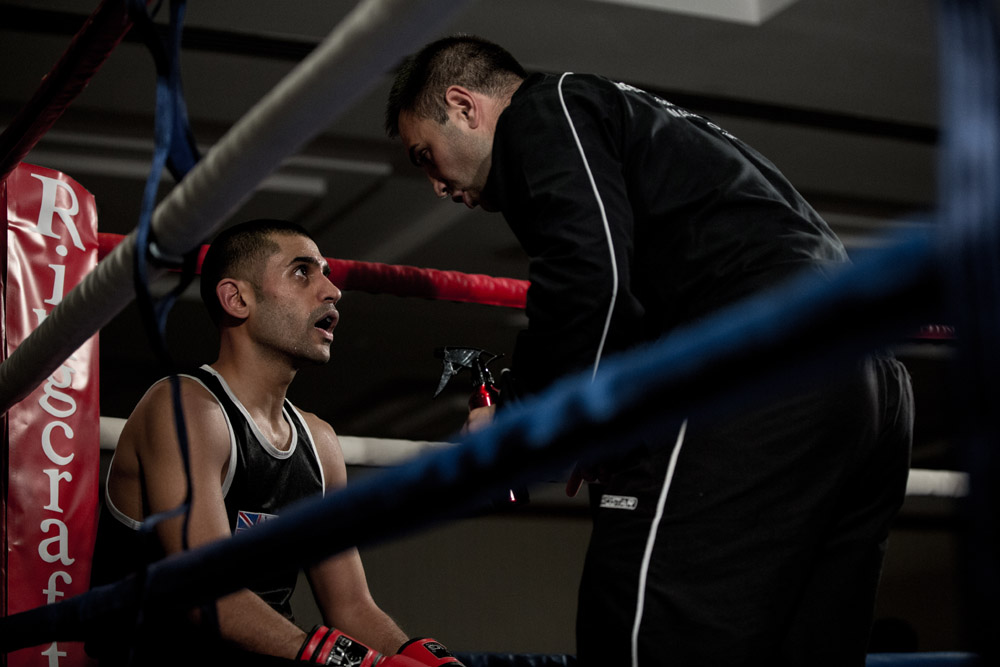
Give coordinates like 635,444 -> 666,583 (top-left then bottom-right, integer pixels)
385,34 -> 526,138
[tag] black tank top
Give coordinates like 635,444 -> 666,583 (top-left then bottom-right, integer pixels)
90,365 -> 325,620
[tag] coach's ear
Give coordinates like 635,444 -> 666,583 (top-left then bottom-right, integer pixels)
444,85 -> 481,129
217,278 -> 252,320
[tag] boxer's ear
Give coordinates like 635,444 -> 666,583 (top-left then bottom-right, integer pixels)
217,278 -> 252,320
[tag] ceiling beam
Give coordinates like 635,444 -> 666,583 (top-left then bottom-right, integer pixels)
585,0 -> 800,24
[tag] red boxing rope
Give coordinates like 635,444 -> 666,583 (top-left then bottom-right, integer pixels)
0,0 -> 143,182
98,233 -> 957,340
913,324 -> 956,340
326,257 -> 529,308
97,232 -> 529,308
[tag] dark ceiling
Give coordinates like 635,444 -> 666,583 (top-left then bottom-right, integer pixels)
1,0 -> 958,468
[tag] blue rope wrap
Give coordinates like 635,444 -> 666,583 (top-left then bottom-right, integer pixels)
125,0 -> 205,659
937,0 -> 1000,659
124,0 -> 202,540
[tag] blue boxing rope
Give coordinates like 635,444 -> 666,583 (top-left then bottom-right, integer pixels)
937,0 -> 1000,660
0,224 -> 943,653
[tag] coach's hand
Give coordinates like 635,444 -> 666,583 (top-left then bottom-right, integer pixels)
462,404 -> 495,434
566,463 -> 611,497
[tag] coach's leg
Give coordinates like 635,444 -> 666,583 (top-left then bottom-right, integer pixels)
777,355 -> 913,665
577,361 -> 899,666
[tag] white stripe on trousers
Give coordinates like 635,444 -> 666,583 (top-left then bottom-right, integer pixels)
631,419 -> 688,667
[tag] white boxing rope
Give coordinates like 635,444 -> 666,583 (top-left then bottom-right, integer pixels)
96,417 -> 968,497
905,468 -> 969,499
338,435 -> 455,467
0,0 -> 473,414
98,416 -> 455,467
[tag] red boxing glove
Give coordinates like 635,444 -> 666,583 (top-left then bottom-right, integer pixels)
381,657 -> 428,666
296,625 -> 392,666
397,638 -> 465,666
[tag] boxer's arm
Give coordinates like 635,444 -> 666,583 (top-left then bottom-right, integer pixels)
306,551 -> 409,655
303,414 -> 409,655
133,379 -> 309,658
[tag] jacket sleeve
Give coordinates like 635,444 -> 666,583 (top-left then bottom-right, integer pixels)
493,76 -> 645,397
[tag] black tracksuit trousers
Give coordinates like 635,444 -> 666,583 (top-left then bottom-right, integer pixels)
576,354 -> 913,667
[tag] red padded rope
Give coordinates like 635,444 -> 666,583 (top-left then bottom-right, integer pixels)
0,0 -> 139,182
98,232 -> 529,308
98,234 -> 957,335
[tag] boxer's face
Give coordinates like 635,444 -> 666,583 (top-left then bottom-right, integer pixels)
398,108 -> 496,211
248,233 -> 341,366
